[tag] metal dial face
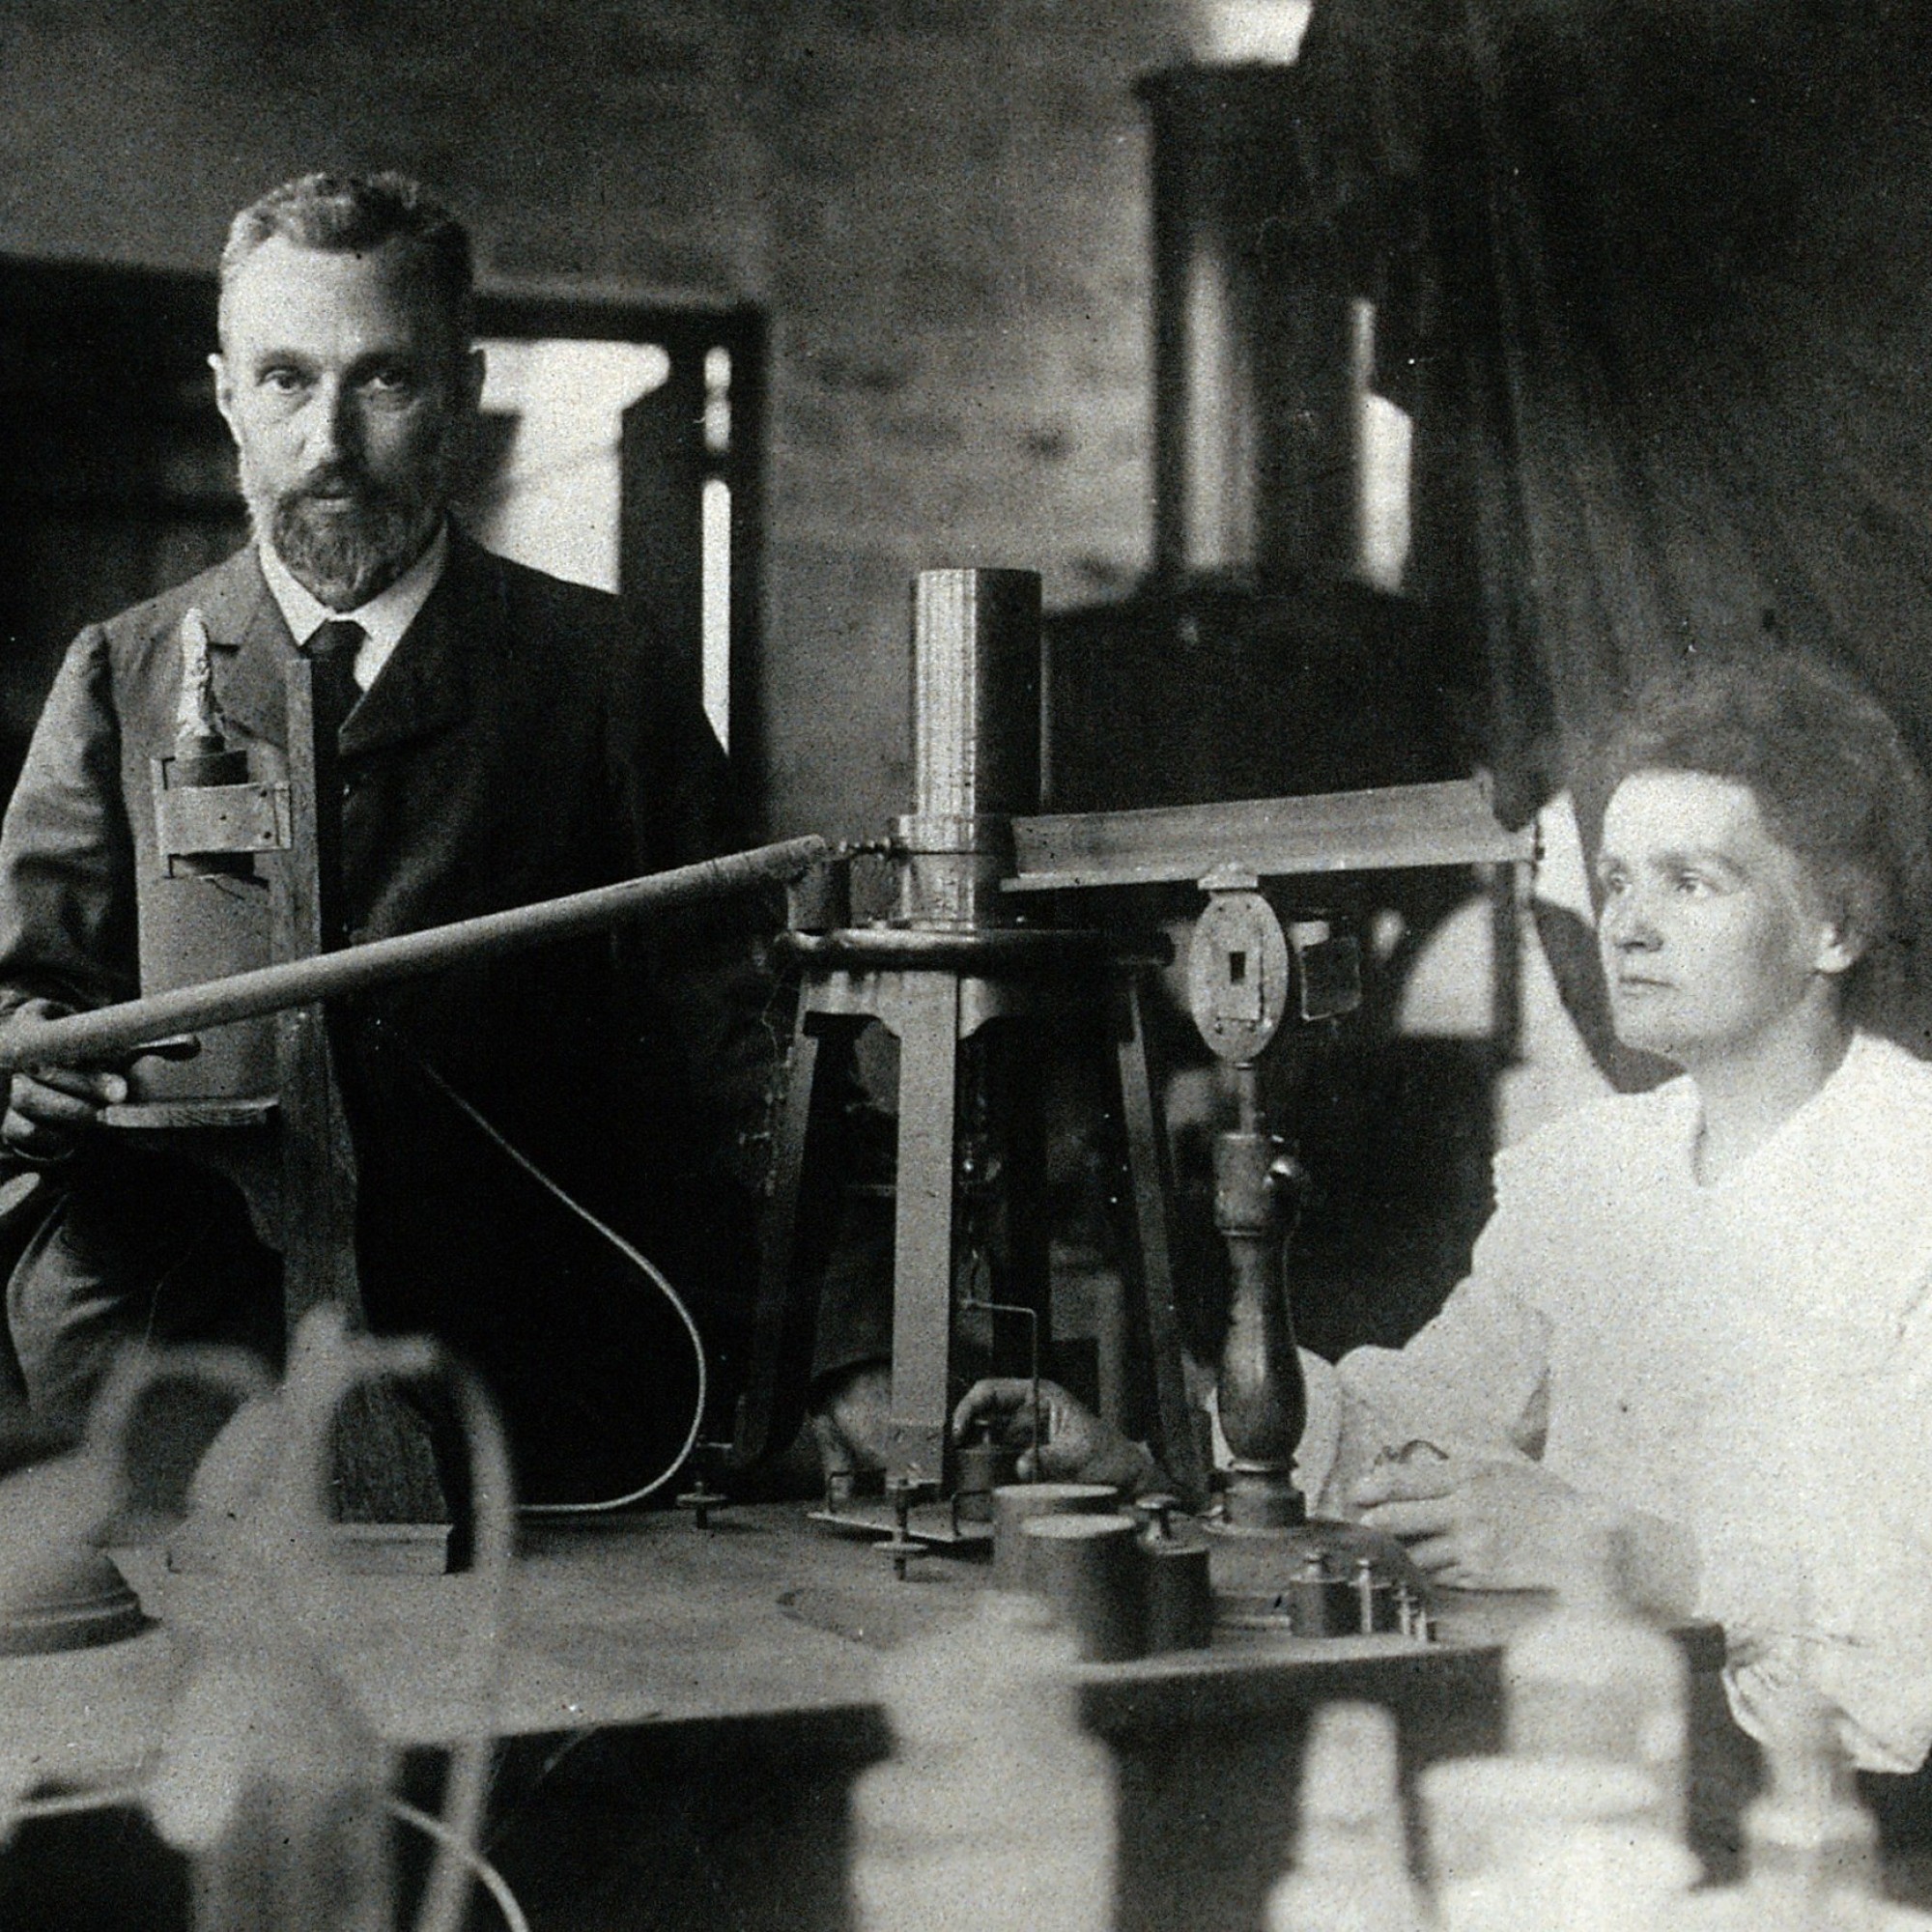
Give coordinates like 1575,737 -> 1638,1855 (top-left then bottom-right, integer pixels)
1185,891 -> 1292,1062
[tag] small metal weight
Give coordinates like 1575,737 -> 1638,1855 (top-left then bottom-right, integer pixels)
1022,1512 -> 1145,1662
1136,1494 -> 1212,1654
1283,1548 -> 1403,1636
954,1423 -> 1019,1525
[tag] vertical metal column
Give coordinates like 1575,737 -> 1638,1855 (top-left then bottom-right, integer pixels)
884,569 -> 1043,1492
731,1010 -> 824,1469
274,659 -> 356,1339
894,569 -> 1041,930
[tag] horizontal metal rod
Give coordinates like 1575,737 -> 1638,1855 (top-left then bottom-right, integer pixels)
1006,778 -> 1535,892
0,835 -> 829,1075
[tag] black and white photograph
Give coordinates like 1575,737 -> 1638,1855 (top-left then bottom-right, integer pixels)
2,2 -> 1931,1926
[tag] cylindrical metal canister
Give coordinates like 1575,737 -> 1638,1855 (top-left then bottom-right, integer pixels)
132,751 -> 279,1111
991,1482 -> 1122,1589
908,569 -> 1042,822
1023,1512 -> 1145,1662
1286,1549 -> 1357,1636
895,568 -> 1041,928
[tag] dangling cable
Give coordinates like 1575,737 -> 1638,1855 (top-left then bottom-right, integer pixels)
391,1799 -> 531,1932
373,1028 -> 708,1515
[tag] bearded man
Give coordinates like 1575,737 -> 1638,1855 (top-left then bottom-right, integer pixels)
0,174 -> 768,1502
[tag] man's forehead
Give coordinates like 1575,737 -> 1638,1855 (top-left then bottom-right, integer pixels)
218,235 -> 452,349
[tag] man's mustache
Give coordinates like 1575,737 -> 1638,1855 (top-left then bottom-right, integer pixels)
283,467 -> 399,508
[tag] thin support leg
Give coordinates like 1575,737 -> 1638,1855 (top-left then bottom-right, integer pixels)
887,973 -> 961,1490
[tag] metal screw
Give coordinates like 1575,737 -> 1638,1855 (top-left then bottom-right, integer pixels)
1353,1554 -> 1378,1634
880,1476 -> 925,1581
677,1443 -> 728,1531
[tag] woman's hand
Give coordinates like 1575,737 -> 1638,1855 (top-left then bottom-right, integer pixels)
1350,1451 -> 1601,1589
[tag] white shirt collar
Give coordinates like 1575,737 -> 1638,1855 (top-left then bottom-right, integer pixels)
258,524 -> 450,687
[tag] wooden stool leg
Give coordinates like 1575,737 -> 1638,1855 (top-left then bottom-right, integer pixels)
730,1003 -> 825,1468
1113,974 -> 1210,1511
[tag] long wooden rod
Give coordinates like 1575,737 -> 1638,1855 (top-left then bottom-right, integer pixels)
0,836 -> 828,1076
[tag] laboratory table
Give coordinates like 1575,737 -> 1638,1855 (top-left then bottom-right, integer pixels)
0,1502 -> 1777,1931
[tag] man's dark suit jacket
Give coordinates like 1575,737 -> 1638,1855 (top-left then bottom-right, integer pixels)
0,530 -> 775,1500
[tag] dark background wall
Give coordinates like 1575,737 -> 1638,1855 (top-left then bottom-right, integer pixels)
0,0 -> 1197,841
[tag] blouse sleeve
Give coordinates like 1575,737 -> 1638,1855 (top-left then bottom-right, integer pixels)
1781,1281 -> 1932,1773
1294,1142 -> 1556,1515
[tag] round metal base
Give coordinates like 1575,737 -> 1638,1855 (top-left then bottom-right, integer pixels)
1219,1464 -> 1310,1531
0,1549 -> 148,1657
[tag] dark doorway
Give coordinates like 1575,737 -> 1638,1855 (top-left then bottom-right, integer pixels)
0,262 -> 242,800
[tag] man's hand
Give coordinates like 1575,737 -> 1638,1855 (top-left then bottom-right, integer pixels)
1350,1452 -> 1604,1590
811,1360 -> 894,1476
952,1378 -> 1156,1492
1,1000 -> 128,1163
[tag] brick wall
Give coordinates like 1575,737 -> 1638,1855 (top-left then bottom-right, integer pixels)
0,0 -> 1193,837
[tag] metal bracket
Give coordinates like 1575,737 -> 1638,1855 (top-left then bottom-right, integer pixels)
156,776 -> 292,875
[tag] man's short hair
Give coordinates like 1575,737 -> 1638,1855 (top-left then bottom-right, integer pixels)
218,171 -> 474,346
1592,650 -> 1932,1031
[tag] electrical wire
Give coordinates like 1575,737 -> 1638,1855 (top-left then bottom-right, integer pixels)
395,1041 -> 709,1514
391,1798 -> 531,1932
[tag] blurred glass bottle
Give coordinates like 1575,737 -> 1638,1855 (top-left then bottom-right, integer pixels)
851,1589 -> 1115,1932
1267,1701 -> 1433,1932
1503,1521 -> 1689,1839
1743,1686 -> 1880,1932
1426,1522 -> 1699,1932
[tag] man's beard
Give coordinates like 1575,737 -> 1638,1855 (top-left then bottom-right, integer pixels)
245,458 -> 446,611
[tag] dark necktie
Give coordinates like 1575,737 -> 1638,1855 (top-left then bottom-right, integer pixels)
304,619 -> 365,739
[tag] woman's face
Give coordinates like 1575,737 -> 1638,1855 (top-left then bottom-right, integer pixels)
1595,770 -> 1857,1069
